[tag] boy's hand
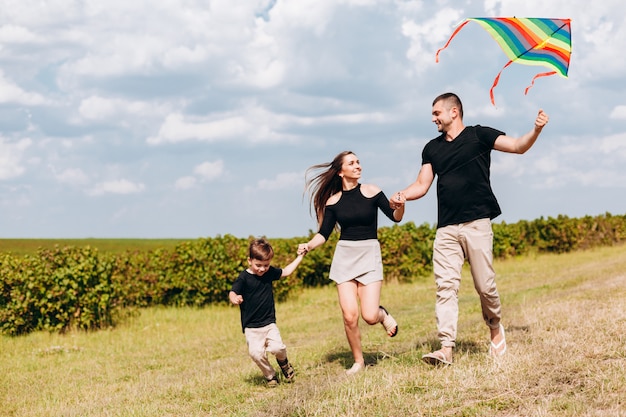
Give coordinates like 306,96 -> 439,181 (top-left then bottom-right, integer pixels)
229,292 -> 243,305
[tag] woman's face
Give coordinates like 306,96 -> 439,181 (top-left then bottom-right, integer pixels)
339,153 -> 361,180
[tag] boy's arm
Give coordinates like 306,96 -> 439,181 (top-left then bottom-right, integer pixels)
281,254 -> 304,277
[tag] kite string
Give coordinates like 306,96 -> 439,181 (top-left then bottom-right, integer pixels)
435,20 -> 470,62
524,71 -> 557,95
489,60 -> 514,106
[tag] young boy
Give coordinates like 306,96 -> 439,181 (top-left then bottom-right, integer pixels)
229,237 -> 305,387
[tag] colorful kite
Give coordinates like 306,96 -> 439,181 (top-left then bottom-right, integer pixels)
436,17 -> 572,106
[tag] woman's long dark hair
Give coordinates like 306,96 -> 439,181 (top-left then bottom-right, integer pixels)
304,151 -> 353,227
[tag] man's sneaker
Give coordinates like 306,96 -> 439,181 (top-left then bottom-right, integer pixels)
266,375 -> 279,388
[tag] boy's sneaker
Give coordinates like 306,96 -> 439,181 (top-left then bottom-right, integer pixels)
266,375 -> 279,388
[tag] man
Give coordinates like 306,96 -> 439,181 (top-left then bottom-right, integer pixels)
391,92 -> 549,365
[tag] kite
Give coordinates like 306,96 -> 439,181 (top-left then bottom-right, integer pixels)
435,17 -> 572,106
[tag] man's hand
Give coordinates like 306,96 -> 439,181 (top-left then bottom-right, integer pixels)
535,109 -> 549,130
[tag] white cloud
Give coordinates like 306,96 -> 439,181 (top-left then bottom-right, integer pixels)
0,137 -> 32,179
175,176 -> 198,190
50,0 -> 279,83
62,33 -> 170,78
147,113 -> 251,144
230,19 -> 286,89
52,167 -> 89,186
533,156 -> 561,174
147,104 -> 394,146
255,171 -> 301,191
599,132 -> 626,157
609,105 -> 626,120
87,179 -> 145,196
194,160 -> 225,181
0,24 -> 41,43
77,95 -> 168,124
175,160 -> 224,190
78,96 -> 120,121
402,7 -> 464,74
147,103 -> 300,145
0,70 -> 48,105
570,167 -> 626,188
267,0 -> 335,36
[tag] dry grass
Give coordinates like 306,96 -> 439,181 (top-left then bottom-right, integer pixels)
1,245 -> 625,416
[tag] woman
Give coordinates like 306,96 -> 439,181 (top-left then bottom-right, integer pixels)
299,151 -> 405,375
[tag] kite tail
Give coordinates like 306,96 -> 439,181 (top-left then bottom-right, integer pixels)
524,71 -> 557,95
435,20 -> 470,62
489,60 -> 514,106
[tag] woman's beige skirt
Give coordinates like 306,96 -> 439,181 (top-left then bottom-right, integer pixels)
329,239 -> 383,285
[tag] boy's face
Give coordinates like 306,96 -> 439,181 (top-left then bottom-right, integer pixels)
247,258 -> 271,276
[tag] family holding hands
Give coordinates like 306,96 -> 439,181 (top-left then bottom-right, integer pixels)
230,92 -> 550,386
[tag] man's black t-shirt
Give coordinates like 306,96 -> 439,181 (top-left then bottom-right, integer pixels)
231,266 -> 282,333
422,125 -> 504,228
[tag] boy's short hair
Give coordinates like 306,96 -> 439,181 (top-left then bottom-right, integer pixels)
249,238 -> 274,261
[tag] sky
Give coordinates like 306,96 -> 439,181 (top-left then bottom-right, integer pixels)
0,0 -> 624,239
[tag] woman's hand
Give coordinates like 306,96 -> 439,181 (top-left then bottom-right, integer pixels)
390,192 -> 406,209
297,243 -> 309,255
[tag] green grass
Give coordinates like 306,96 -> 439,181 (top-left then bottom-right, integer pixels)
1,245 -> 625,416
0,238 -> 189,255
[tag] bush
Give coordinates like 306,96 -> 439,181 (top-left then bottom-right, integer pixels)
0,246 -> 117,336
1,213 -> 625,336
379,222 -> 435,283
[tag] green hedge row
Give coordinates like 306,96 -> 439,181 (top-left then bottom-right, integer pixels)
1,213 -> 624,336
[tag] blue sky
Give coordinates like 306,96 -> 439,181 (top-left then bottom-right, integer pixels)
0,0 -> 624,239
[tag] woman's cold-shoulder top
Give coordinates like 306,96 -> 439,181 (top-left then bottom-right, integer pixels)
318,184 -> 398,241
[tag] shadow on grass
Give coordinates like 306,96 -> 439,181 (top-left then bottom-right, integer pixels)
244,373 -> 269,387
243,369 -> 297,387
418,337 -> 485,357
324,349 -> 386,370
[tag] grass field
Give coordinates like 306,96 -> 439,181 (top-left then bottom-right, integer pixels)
1,244 -> 625,416
0,238 -> 189,256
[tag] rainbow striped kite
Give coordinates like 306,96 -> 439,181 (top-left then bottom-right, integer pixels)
436,17 -> 572,106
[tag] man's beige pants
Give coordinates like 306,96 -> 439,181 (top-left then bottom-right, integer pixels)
433,218 -> 502,348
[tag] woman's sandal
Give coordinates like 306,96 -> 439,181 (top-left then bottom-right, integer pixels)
379,305 -> 398,337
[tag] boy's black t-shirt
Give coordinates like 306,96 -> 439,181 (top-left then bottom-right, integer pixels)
231,266 -> 282,333
422,125 -> 504,228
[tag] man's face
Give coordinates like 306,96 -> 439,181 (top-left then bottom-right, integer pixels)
248,258 -> 271,276
431,100 -> 454,133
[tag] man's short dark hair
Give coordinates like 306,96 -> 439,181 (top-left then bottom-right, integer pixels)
433,92 -> 463,119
